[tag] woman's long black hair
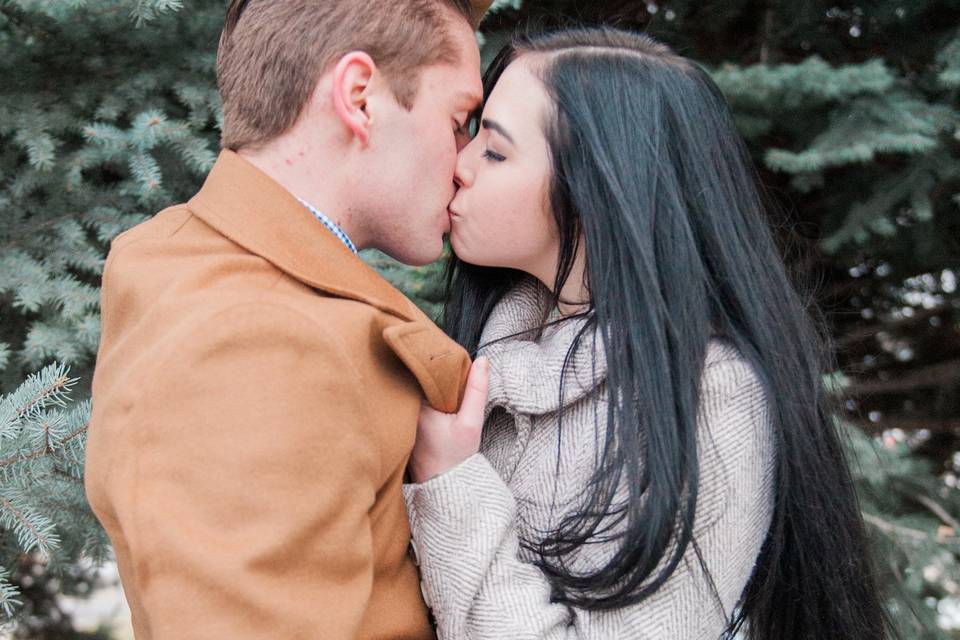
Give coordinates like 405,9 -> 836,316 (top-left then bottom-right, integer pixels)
443,27 -> 895,640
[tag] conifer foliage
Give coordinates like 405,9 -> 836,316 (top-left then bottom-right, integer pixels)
0,0 -> 223,626
0,364 -> 107,619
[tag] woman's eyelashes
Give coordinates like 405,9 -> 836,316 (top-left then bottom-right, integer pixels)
483,149 -> 506,162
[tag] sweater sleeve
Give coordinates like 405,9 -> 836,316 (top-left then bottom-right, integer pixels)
402,358 -> 776,640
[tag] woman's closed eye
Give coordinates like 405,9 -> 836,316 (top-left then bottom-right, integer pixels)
483,149 -> 506,162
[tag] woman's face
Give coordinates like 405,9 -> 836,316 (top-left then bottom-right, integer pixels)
447,56 -> 559,284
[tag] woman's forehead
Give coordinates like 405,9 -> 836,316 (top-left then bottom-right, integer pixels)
485,58 -> 550,125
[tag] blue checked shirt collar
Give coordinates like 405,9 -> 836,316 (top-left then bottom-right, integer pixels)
297,197 -> 357,254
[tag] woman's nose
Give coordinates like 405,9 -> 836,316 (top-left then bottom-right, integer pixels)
453,143 -> 475,189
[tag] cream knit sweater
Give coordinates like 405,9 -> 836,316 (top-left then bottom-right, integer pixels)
403,278 -> 776,639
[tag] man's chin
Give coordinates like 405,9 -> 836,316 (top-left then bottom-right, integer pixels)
380,239 -> 445,268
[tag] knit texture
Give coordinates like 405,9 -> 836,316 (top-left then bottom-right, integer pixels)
404,277 -> 776,639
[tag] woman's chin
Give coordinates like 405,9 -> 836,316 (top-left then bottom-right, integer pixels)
450,232 -> 512,269
449,232 -> 470,261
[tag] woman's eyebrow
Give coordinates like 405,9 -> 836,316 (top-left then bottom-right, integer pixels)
481,118 -> 515,145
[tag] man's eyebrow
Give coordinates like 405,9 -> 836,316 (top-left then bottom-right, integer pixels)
481,118 -> 515,145
455,90 -> 483,107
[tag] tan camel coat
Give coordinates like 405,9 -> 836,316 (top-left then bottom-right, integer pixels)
85,150 -> 470,639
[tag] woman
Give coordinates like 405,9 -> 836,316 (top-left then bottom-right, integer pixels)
404,27 -> 892,639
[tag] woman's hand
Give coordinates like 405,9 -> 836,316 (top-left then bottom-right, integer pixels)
408,357 -> 490,484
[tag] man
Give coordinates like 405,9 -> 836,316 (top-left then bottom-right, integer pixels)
84,1 -> 491,637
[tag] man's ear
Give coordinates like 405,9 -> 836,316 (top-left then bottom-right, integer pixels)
331,51 -> 376,146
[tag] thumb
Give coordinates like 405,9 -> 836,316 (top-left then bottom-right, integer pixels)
457,356 -> 489,425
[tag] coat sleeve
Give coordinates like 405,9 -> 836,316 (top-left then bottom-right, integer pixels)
117,302 -> 382,639
402,358 -> 776,640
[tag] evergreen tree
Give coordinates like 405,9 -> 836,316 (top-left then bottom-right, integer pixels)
0,364 -> 108,619
0,0 -> 224,630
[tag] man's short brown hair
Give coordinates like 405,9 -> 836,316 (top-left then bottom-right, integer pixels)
216,0 -> 477,151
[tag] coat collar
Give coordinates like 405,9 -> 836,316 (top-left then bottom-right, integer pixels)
188,150 -> 422,323
188,150 -> 469,413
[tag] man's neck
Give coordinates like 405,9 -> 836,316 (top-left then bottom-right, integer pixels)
238,143 -> 365,248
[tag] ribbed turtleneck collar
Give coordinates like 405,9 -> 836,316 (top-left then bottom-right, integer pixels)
477,276 -> 608,416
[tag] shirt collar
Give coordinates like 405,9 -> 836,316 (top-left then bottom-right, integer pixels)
296,197 -> 357,254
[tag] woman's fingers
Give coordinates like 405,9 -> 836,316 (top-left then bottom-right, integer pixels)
457,356 -> 489,428
408,358 -> 489,483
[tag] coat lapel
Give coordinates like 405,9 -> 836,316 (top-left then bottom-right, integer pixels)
188,150 -> 469,413
382,323 -> 471,413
